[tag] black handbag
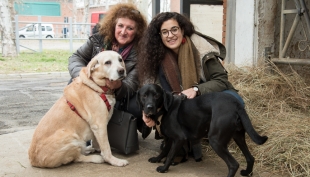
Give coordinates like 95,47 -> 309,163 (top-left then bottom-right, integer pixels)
107,108 -> 139,155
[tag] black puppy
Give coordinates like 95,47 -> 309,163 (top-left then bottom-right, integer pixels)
137,84 -> 268,177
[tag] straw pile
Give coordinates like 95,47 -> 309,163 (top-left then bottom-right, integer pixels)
202,61 -> 310,176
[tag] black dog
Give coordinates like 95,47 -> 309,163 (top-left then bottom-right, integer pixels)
137,84 -> 268,177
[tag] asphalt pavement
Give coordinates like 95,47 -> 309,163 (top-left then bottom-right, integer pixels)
0,72 -> 276,177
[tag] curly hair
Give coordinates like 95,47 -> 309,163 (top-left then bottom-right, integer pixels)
98,3 -> 147,46
137,12 -> 195,85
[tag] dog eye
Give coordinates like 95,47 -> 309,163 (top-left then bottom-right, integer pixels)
105,61 -> 111,65
154,94 -> 160,99
143,94 -> 147,98
119,58 -> 123,62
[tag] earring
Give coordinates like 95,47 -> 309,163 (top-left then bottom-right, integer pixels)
181,37 -> 186,44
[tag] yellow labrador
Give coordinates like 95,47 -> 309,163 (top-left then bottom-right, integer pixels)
28,51 -> 129,168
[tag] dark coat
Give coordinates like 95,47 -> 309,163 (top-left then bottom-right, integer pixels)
192,32 -> 236,94
68,33 -> 139,101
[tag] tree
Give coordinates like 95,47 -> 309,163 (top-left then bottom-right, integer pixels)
81,0 -> 90,37
0,0 -> 17,57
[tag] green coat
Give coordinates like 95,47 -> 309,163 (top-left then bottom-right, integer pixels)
189,31 -> 236,95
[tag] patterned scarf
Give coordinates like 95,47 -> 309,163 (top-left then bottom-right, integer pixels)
112,41 -> 134,60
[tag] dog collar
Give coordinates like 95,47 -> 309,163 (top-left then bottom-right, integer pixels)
99,93 -> 111,111
67,91 -> 112,118
154,106 -> 165,137
155,115 -> 163,138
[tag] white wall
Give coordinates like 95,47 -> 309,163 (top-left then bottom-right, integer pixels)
234,0 -> 255,66
190,4 -> 223,42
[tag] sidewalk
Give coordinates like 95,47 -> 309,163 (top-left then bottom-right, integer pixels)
0,129 -> 231,177
0,72 -> 70,79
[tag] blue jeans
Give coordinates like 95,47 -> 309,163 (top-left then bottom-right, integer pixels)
222,90 -> 245,108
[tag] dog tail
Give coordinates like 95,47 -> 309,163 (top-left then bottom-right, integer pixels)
238,105 -> 268,145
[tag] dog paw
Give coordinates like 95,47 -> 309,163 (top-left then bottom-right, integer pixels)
240,170 -> 253,176
109,158 -> 129,167
84,146 -> 96,154
92,155 -> 104,163
149,157 -> 160,163
156,166 -> 168,173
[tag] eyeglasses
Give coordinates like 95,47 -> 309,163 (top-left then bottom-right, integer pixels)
159,26 -> 180,37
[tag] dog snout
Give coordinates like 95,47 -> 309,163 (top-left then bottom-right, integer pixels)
146,104 -> 153,110
118,68 -> 125,76
145,104 -> 156,115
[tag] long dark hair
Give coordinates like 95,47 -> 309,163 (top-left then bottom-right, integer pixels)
137,12 -> 195,85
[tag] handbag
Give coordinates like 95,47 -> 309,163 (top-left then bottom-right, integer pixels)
107,108 -> 139,155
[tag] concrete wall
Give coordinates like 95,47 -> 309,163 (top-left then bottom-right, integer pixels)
256,0 -> 277,65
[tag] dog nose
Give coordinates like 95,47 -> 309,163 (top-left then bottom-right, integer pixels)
146,104 -> 153,110
118,68 -> 125,75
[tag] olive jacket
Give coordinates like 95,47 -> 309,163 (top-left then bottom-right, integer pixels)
68,33 -> 139,102
190,31 -> 236,95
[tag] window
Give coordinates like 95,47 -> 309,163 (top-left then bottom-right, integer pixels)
99,14 -> 105,21
26,26 -> 35,32
14,2 -> 61,16
41,26 -> 46,31
46,26 -> 52,31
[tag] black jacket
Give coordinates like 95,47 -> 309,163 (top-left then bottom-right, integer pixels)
68,33 -> 139,101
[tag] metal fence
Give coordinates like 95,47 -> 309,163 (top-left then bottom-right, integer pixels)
14,15 -> 94,53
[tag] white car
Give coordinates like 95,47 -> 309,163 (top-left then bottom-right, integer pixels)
19,24 -> 55,38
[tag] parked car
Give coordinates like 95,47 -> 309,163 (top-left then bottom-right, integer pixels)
19,24 -> 55,38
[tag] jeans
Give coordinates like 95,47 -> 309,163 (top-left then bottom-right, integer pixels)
222,90 -> 245,107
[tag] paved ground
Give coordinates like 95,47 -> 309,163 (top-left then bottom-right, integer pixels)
0,72 -> 70,135
0,73 -> 278,177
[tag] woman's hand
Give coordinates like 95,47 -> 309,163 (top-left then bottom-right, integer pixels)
105,79 -> 122,89
181,88 -> 197,99
142,111 -> 155,127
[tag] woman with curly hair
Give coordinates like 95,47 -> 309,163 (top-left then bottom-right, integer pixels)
138,12 -> 244,162
68,3 -> 149,137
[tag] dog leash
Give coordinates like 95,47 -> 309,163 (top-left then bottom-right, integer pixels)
67,86 -> 112,117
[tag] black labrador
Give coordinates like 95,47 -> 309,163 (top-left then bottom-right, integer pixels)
137,84 -> 268,177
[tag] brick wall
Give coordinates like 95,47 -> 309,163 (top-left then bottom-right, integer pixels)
222,0 -> 227,44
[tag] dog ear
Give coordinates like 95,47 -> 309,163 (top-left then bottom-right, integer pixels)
136,89 -> 141,110
87,57 -> 99,78
163,90 -> 173,111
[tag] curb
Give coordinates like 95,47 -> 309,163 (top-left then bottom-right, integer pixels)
0,72 -> 70,79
